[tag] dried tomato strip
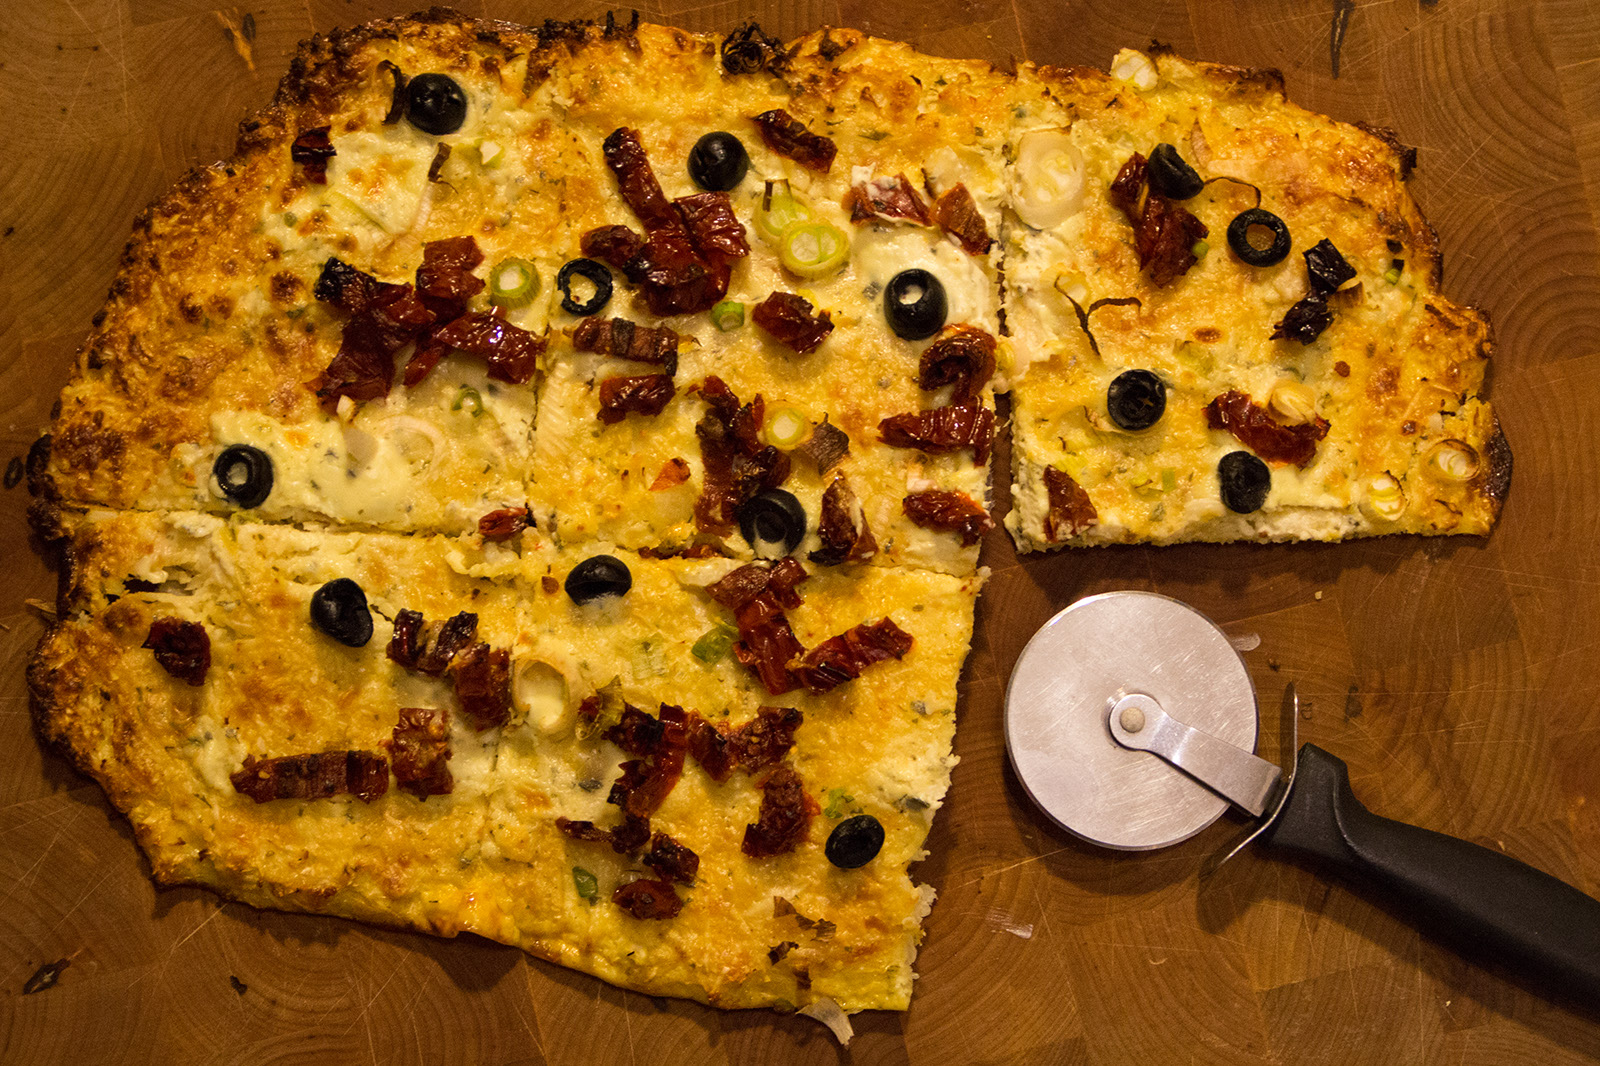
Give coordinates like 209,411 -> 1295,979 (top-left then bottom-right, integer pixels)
931,183 -> 993,254
809,475 -> 877,565
918,325 -> 997,406
1109,152 -> 1208,288
753,110 -> 837,172
742,766 -> 815,858
752,292 -> 833,355
686,707 -> 803,782
793,618 -> 913,696
143,617 -> 210,686
430,312 -> 544,385
477,507 -> 531,541
290,126 -> 335,183
643,832 -> 700,884
613,878 -> 683,919
1043,467 -> 1099,541
843,174 -> 930,225
1204,389 -> 1329,467
230,750 -> 389,804
597,374 -> 675,425
879,402 -> 995,466
449,643 -> 511,729
572,317 -> 681,372
902,489 -> 994,546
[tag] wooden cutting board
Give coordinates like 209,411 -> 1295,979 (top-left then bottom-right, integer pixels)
3,1 -> 1598,1062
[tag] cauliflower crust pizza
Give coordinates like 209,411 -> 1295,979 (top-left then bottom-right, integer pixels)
25,8 -> 1505,1033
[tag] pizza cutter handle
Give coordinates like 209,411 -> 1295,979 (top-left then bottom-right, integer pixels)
1260,743 -> 1600,1004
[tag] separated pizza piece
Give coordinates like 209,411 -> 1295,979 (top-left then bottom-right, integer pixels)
1000,49 -> 1508,550
521,25 -> 1013,575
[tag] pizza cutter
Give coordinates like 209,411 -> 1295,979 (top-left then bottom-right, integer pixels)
1005,591 -> 1600,1003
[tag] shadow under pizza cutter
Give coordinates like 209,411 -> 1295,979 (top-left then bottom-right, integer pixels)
1004,590 -> 1600,1005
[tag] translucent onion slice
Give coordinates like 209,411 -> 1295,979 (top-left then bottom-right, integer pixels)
1269,381 -> 1318,425
1424,439 -> 1481,482
1363,473 -> 1407,522
1010,129 -> 1086,230
1111,48 -> 1159,90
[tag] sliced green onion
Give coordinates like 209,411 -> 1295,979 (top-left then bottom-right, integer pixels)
764,406 -> 810,449
755,179 -> 815,243
489,258 -> 539,307
711,300 -> 746,332
691,624 -> 736,664
452,385 -> 484,416
1190,239 -> 1209,259
1161,467 -> 1177,492
1383,267 -> 1401,285
778,219 -> 850,279
572,866 -> 598,901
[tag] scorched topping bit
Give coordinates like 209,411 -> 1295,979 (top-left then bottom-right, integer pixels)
743,765 -> 816,858
1109,151 -> 1209,287
143,617 -> 211,686
289,126 -> 335,184
387,707 -> 453,798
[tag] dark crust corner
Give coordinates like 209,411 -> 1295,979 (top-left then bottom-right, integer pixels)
1354,121 -> 1418,180
1205,62 -> 1287,96
721,20 -> 789,76
25,433 -> 55,501
1483,416 -> 1513,508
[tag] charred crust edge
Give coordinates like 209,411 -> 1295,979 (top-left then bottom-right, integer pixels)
1483,416 -> 1512,508
1354,121 -> 1418,180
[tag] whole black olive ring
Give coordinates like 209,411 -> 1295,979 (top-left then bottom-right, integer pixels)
688,131 -> 750,192
213,444 -> 274,509
556,258 -> 614,317
405,73 -> 468,136
826,815 -> 885,869
1218,451 -> 1272,514
565,554 -> 633,604
1226,208 -> 1292,267
884,268 -> 948,341
310,578 -> 374,648
1106,369 -> 1167,431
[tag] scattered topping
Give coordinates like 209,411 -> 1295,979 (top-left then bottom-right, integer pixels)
753,292 -> 834,354
598,374 -> 676,424
1424,439 -> 1481,483
793,618 -> 913,695
452,385 -> 483,416
809,475 -> 877,565
143,618 -> 210,686
879,402 -> 995,465
405,72 -> 467,136
488,258 -> 540,308
555,258 -> 614,317
1204,390 -> 1329,467
884,269 -> 947,341
387,609 -> 478,675
693,375 -> 792,536
707,557 -> 808,612
478,507 -> 531,541
754,179 -> 815,244
406,237 -> 488,386
721,21 -> 788,76
1010,129 -> 1086,230
643,832 -> 700,884
650,458 -> 691,490
607,704 -> 688,818
930,184 -> 993,254
613,878 -> 683,919
1226,208 -> 1292,267
1109,152 -> 1209,287
1043,467 -> 1099,541
777,219 -> 850,279
736,488 -> 807,558
1218,451 -> 1272,514
825,814 -> 885,869
1145,143 -> 1203,200
673,192 -> 751,261
450,644 -> 512,729
230,750 -> 389,804
290,126 -> 335,184
1364,473 -> 1407,521
212,444 -> 273,509
1268,381 -> 1319,425
378,60 -> 407,124
686,706 -> 803,781
688,131 -> 750,192
843,174 -> 930,225
690,624 -> 737,664
574,317 -> 680,374
711,299 -> 746,332
557,814 -> 649,855
1304,238 -> 1356,293
565,555 -> 633,604
918,325 -> 997,405
709,558 -> 808,695
764,406 -> 810,449
753,109 -> 837,172
1271,292 -> 1333,345
387,707 -> 453,798
431,311 -> 543,384
1106,369 -> 1167,431
902,489 -> 994,546
572,866 -> 599,901
309,578 -> 373,648
743,765 -> 815,857
798,419 -> 850,475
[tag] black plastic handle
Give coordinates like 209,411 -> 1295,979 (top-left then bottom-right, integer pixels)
1259,743 -> 1600,1004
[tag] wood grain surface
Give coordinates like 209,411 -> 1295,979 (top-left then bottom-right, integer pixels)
3,1 -> 1599,1062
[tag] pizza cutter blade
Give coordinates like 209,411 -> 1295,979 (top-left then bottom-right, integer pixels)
1005,591 -> 1600,1004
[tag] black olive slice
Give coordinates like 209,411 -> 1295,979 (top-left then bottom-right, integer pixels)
1303,238 -> 1355,293
310,578 -> 374,648
1226,208 -> 1292,267
736,489 -> 806,558
1218,451 -> 1272,514
565,554 -> 633,604
1106,369 -> 1167,431
212,444 -> 274,509
688,131 -> 750,192
557,258 -> 614,316
884,269 -> 947,341
405,73 -> 468,136
825,814 -> 885,869
1146,143 -> 1203,200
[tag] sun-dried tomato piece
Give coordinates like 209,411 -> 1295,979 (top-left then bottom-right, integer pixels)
387,707 -> 453,798
643,832 -> 700,884
1204,389 -> 1330,467
311,262 -> 437,412
732,593 -> 805,696
387,608 -> 424,669
572,317 -> 681,372
606,704 -> 667,756
706,558 -> 809,611
753,109 -> 836,172
414,236 -> 485,314
879,402 -> 995,465
902,489 -> 994,546
1271,291 -> 1334,345
312,257 -> 385,313
431,311 -> 544,385
389,610 -> 479,676
674,192 -> 750,262
580,225 -> 648,282
743,765 -> 815,858
752,292 -> 834,354
649,458 -> 690,490
613,878 -> 683,919
918,325 -> 997,406
732,706 -> 803,773
290,126 -> 335,183
477,507 -> 530,540
798,419 -> 850,475
611,813 -> 652,855
143,617 -> 210,686
555,816 -> 614,843
793,618 -> 914,695
606,705 -> 687,817
597,374 -> 675,425
843,174 -> 930,225
1110,152 -> 1208,287
230,751 -> 389,804
809,475 -> 877,565
602,127 -> 677,232
931,183 -> 993,255
1043,467 -> 1099,541
449,644 -> 511,729
693,376 -> 792,536
1109,153 -> 1147,217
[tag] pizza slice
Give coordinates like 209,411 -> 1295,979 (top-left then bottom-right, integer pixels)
1000,49 -> 1509,550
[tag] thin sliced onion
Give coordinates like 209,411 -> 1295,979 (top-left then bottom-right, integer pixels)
798,997 -> 855,1045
